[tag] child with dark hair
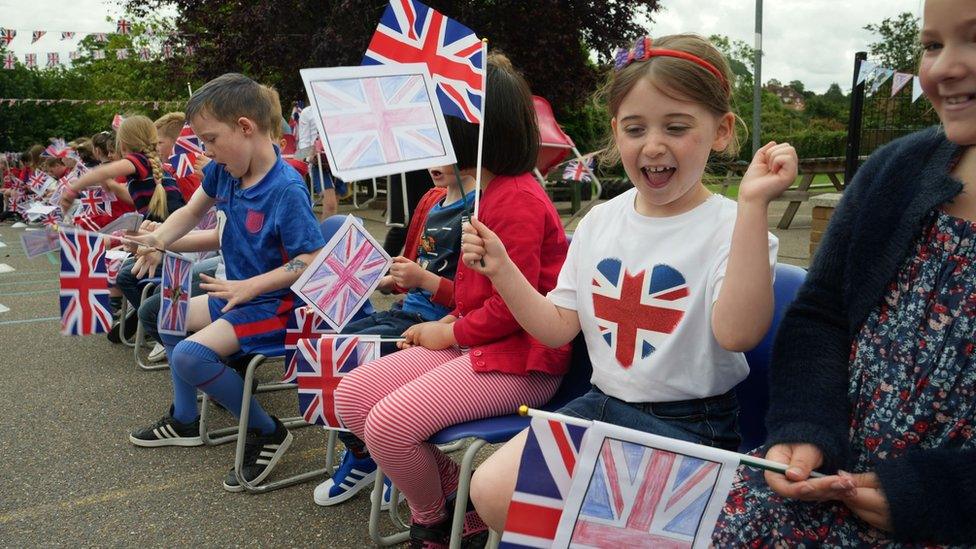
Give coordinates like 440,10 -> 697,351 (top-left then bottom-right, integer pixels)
333,54 -> 570,547
125,73 -> 326,492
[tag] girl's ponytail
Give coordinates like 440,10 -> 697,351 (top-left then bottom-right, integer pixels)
145,149 -> 169,220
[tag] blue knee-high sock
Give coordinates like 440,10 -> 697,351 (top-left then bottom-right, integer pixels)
160,332 -> 198,423
170,340 -> 276,435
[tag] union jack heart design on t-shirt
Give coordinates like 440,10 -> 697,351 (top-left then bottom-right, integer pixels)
591,259 -> 689,368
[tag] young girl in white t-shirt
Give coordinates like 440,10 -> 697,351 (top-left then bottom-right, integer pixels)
462,33 -> 799,531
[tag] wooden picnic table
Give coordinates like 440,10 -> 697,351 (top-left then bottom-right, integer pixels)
718,157 -> 852,229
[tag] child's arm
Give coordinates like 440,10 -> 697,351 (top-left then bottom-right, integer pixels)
167,229 -> 220,253
199,248 -> 321,313
461,217 -> 581,347
59,159 -> 135,210
101,179 -> 134,205
711,142 -> 798,351
130,186 -> 215,277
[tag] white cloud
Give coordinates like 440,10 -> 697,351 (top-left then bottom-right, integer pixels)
643,0 -> 924,92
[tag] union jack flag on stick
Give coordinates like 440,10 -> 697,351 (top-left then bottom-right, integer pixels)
291,215 -> 391,332
562,157 -> 596,183
283,306 -> 334,383
300,64 -> 457,181
158,252 -> 193,337
550,419 -> 739,548
21,228 -> 60,259
295,334 -> 381,428
500,414 -> 590,548
59,231 -> 112,335
168,123 -> 203,178
363,0 -> 484,124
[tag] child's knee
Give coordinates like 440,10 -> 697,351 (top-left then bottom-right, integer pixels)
362,406 -> 410,455
170,339 -> 219,381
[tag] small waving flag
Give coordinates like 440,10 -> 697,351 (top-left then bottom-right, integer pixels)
46,52 -> 60,67
116,49 -> 129,60
291,216 -> 391,332
42,138 -> 72,158
111,113 -> 124,130
500,415 -> 590,548
284,306 -> 334,383
363,0 -> 485,123
1,28 -> 16,46
21,228 -> 60,259
295,335 -> 381,428
59,230 -> 112,335
3,52 -> 15,70
116,19 -> 131,35
61,32 -> 76,40
31,30 -> 46,44
168,123 -> 203,178
25,53 -> 36,68
158,253 -> 192,337
562,158 -> 596,182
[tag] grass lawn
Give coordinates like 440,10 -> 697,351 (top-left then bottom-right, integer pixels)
705,173 -> 841,200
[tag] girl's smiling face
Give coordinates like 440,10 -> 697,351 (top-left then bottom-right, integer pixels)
919,0 -> 976,145
612,77 -> 733,216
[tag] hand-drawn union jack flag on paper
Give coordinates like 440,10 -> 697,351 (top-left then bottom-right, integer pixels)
592,260 -> 688,368
500,416 -> 589,548
59,231 -> 112,335
169,123 -> 203,178
295,335 -> 380,428
292,216 -> 391,332
363,0 -> 484,123
312,74 -> 444,172
283,306 -> 334,384
565,439 -> 724,548
158,253 -> 192,337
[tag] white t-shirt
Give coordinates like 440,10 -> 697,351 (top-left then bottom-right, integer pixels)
296,106 -> 319,159
548,188 -> 778,403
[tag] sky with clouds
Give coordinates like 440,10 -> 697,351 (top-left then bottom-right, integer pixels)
1,0 -> 924,93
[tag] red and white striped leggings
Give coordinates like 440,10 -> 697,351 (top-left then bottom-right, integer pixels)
334,346 -> 561,525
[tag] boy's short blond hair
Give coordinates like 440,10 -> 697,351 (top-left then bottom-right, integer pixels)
185,73 -> 275,135
154,112 -> 186,140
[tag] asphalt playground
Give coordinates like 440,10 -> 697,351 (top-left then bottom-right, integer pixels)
0,196 -> 812,547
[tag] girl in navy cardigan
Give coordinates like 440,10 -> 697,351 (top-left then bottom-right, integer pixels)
712,0 -> 976,544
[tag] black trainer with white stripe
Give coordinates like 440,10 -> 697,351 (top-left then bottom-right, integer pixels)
223,417 -> 293,492
128,411 -> 202,447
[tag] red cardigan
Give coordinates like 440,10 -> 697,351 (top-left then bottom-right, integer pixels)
451,173 -> 571,376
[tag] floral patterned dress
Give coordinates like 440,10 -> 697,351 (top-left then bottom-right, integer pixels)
711,209 -> 976,548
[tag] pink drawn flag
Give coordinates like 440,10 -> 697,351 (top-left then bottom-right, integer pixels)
158,253 -> 193,337
291,216 -> 391,332
21,228 -> 60,259
295,334 -> 381,428
59,231 -> 112,335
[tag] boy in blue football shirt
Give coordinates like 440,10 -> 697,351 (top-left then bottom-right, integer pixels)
127,73 -> 325,492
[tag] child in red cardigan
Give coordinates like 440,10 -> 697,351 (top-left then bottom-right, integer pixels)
333,54 -> 570,547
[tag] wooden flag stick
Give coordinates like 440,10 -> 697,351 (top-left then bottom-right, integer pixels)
473,38 -> 488,218
58,225 -> 186,260
518,406 -> 826,478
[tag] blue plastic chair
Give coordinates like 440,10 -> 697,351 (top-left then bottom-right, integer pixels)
738,262 -> 807,451
368,262 -> 806,547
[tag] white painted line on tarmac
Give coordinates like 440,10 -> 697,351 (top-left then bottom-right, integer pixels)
0,315 -> 59,326
0,241 -> 6,248
0,304 -> 8,314
0,264 -> 14,273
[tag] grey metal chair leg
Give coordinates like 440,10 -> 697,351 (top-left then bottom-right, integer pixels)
118,298 -> 136,347
448,439 -> 488,549
369,467 -> 410,546
133,282 -> 166,371
232,355 -> 331,494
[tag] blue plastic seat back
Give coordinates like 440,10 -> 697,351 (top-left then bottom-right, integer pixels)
737,263 -> 807,451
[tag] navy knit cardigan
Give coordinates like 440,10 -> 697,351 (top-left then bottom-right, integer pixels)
765,127 -> 975,544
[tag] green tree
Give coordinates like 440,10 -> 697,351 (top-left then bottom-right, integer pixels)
864,12 -> 920,70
